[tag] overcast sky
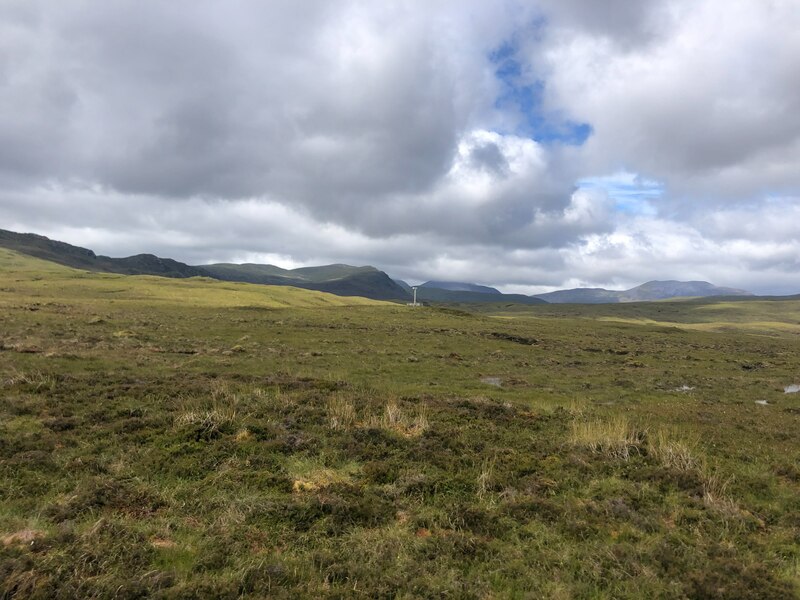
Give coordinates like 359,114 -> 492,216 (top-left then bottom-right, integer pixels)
1,0 -> 798,294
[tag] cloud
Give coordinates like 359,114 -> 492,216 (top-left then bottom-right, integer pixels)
0,0 -> 798,295
533,0 -> 800,205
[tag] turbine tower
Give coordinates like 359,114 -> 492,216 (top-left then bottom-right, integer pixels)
408,286 -> 420,307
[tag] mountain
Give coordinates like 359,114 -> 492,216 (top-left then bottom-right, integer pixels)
421,280 -> 501,295
0,229 -> 755,306
304,270 -> 408,300
535,280 -> 753,304
0,229 -> 410,301
619,280 -> 752,301
199,263 -> 305,285
416,287 -> 546,305
388,278 -> 545,304
200,263 -> 409,301
392,279 -> 414,294
0,229 -> 208,278
291,264 -> 379,282
532,287 -> 623,304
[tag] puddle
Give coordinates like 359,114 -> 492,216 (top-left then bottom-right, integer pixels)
784,385 -> 800,394
674,385 -> 695,392
755,400 -> 770,406
480,377 -> 502,388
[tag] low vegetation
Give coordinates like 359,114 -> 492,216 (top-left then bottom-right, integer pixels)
1,249 -> 799,598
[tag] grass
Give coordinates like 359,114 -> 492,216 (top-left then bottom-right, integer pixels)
0,249 -> 799,597
570,417 -> 645,460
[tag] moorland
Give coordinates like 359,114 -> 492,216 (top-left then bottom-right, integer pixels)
1,247 -> 799,598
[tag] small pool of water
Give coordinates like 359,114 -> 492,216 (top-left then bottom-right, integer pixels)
480,377 -> 502,387
785,385 -> 800,394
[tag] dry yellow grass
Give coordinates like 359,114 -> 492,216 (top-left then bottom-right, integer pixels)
287,457 -> 359,493
569,417 -> 643,460
326,395 -> 357,430
649,429 -> 702,471
367,400 -> 429,437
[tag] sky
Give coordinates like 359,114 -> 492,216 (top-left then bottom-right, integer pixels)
1,0 -> 799,295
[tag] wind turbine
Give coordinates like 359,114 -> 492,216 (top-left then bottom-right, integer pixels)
408,286 -> 420,307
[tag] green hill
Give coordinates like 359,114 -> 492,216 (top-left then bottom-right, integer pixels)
0,229 -> 208,278
201,262 -> 410,301
0,247 -> 384,309
0,229 -> 409,302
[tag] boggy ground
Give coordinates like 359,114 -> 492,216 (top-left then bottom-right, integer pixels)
1,251 -> 799,598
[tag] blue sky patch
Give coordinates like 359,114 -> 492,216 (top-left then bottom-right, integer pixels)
489,39 -> 592,145
578,171 -> 664,216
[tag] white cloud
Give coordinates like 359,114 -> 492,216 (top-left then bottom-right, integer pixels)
535,0 -> 800,204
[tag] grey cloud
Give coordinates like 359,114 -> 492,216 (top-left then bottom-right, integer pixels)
469,142 -> 509,175
1,1 -> 480,211
536,0 -> 661,45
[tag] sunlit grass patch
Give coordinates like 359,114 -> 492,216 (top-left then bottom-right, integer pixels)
287,456 -> 360,493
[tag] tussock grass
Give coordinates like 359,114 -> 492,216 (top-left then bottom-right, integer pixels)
325,395 -> 430,437
175,383 -> 243,437
649,430 -> 742,517
649,429 -> 702,471
367,399 -> 429,437
570,417 -> 644,460
2,368 -> 57,391
476,456 -> 496,502
175,407 -> 239,434
702,470 -> 740,516
326,395 -> 357,430
288,456 -> 359,493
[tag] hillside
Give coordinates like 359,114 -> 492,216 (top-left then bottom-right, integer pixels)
199,263 -> 299,284
535,280 -> 753,304
0,229 -> 409,302
202,262 -> 409,301
420,280 -> 501,294
0,248 -> 384,309
0,229 -> 208,278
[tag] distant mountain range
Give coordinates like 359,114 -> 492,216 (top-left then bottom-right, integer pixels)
414,285 -> 546,305
420,281 -> 501,295
0,229 -> 407,301
534,280 -> 753,303
0,229 -> 757,304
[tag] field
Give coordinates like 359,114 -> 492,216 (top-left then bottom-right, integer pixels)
1,249 -> 799,598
